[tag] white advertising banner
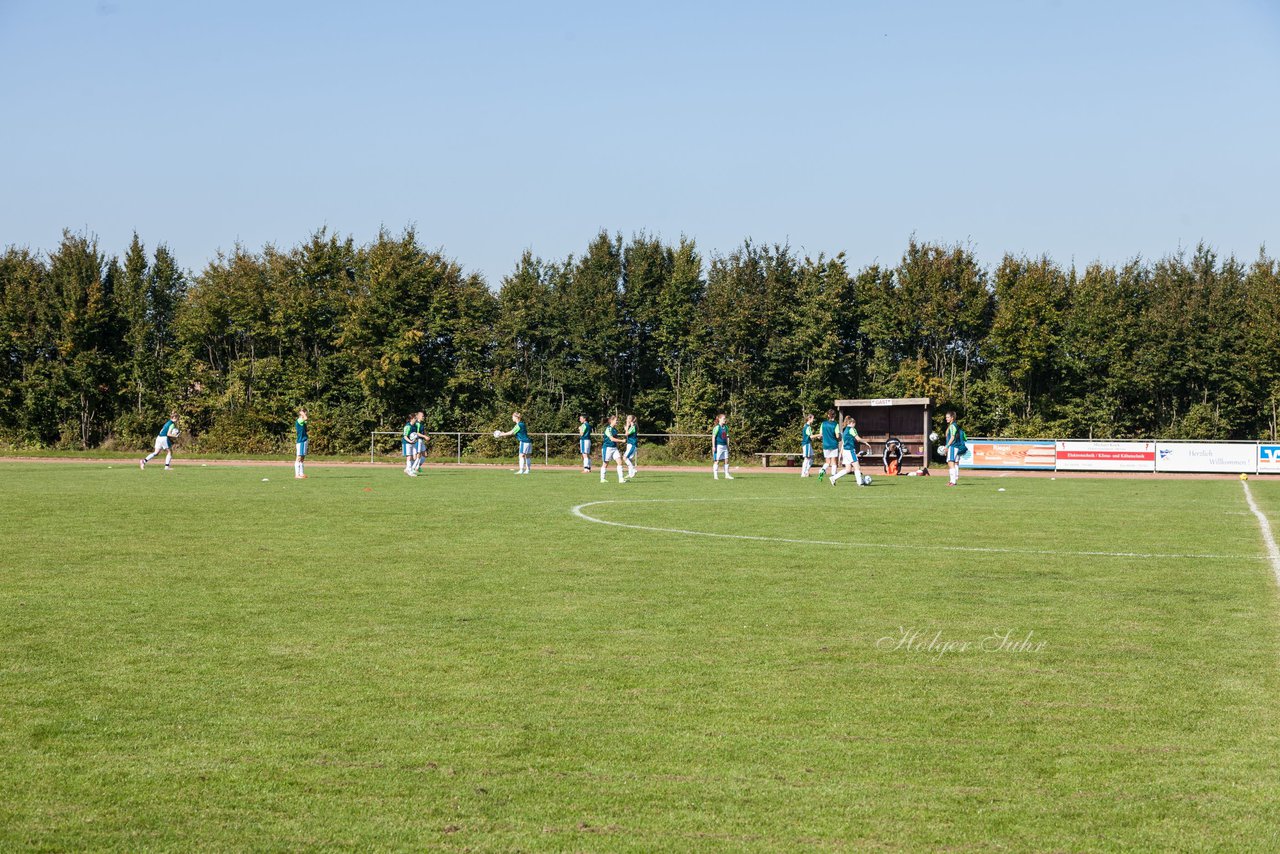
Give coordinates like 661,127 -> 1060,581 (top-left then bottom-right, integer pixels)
1055,440 -> 1155,472
1154,442 -> 1257,474
1258,444 -> 1280,473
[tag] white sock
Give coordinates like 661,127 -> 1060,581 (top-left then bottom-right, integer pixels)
164,452 -> 172,467
831,469 -> 845,482
144,452 -> 155,462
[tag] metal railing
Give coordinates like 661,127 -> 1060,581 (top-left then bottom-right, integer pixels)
369,431 -> 710,464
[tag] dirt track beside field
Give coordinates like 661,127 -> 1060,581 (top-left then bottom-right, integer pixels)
0,456 -> 1261,480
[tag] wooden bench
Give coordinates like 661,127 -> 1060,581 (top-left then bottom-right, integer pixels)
756,452 -> 806,467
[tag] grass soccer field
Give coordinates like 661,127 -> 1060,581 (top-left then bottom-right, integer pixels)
3,463 -> 1280,850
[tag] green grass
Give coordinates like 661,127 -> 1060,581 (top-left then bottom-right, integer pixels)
2,464 -> 1279,850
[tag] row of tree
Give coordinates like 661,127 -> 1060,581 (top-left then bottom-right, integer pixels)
2,228 -> 1278,454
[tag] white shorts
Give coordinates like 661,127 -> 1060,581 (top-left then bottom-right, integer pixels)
580,439 -> 592,455
153,436 -> 171,452
624,444 -> 636,461
603,447 -> 621,463
713,446 -> 729,461
518,441 -> 533,456
840,448 -> 856,466
947,447 -> 962,462
415,439 -> 425,453
296,440 -> 308,457
822,448 -> 839,460
802,445 -> 813,459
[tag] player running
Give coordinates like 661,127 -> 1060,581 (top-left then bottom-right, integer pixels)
294,407 -> 308,479
578,415 -> 592,473
818,409 -> 840,481
496,412 -> 533,474
830,415 -> 871,486
140,412 -> 180,471
800,414 -> 815,477
600,415 -> 626,483
623,415 -> 638,479
712,412 -> 733,480
943,410 -> 965,486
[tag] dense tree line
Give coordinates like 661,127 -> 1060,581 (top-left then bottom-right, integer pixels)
2,228 -> 1279,455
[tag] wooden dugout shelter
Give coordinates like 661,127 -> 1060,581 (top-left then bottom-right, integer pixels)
834,397 -> 933,469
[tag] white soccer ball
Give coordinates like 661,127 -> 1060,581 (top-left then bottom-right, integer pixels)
936,446 -> 947,458
408,431 -> 420,443
928,431 -> 938,442
861,474 -> 872,486
492,429 -> 502,439
167,427 -> 180,438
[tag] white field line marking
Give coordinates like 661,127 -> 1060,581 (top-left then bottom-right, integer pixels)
1241,481 -> 1280,585
570,498 -> 1263,561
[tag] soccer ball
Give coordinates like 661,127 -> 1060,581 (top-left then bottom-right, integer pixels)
929,431 -> 938,442
408,431 -> 420,443
861,474 -> 872,486
167,427 -> 180,438
1240,473 -> 1249,481
936,446 -> 948,458
492,430 -> 503,439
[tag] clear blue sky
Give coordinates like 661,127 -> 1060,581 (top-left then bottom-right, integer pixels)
2,0 -> 1278,284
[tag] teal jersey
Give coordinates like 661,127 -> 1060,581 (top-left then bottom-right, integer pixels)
820,420 -> 838,450
158,419 -> 175,438
295,418 -> 308,442
415,420 -> 425,439
946,422 -> 958,446
603,425 -> 618,449
402,422 -> 414,441
842,426 -> 860,452
580,421 -> 590,438
626,425 -> 637,447
712,424 -> 728,447
801,423 -> 813,447
514,421 -> 530,443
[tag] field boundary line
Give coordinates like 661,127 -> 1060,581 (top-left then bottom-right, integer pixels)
1241,481 -> 1280,585
570,498 -> 1262,561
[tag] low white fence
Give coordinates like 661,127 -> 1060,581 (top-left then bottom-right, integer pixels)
369,431 -> 707,465
956,438 -> 1279,474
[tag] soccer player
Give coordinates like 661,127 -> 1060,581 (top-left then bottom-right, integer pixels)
578,414 -> 592,473
943,410 -> 964,486
600,415 -> 626,483
712,412 -> 733,480
496,412 -> 533,474
413,411 -> 428,474
830,415 -> 871,486
401,414 -> 417,476
294,407 -> 308,479
800,414 -> 815,477
818,409 -> 840,480
140,412 -> 179,471
623,414 -> 638,479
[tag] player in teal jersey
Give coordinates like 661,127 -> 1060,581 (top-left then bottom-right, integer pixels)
413,411 -> 429,475
623,414 -> 638,479
711,412 -> 733,480
818,409 -> 840,481
401,415 -> 417,476
600,414 -> 626,483
830,415 -> 871,486
943,410 -> 965,486
294,407 -> 308,479
578,415 -> 593,473
800,414 -> 815,478
140,411 -> 179,471
496,412 -> 533,474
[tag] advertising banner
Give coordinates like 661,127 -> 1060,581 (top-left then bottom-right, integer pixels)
1154,442 -> 1256,474
1055,440 -> 1156,472
959,440 -> 1056,470
1257,444 -> 1280,473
